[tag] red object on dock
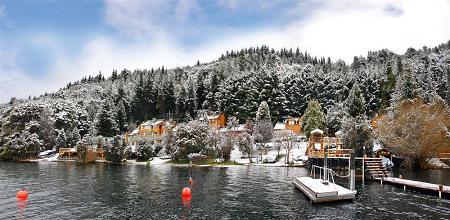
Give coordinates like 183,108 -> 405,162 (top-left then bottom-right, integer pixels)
16,190 -> 28,200
182,187 -> 191,200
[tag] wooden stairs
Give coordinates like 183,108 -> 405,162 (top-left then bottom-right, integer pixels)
365,157 -> 389,179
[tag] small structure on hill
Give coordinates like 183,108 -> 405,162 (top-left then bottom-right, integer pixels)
207,112 -> 226,129
274,116 -> 304,135
127,119 -> 174,145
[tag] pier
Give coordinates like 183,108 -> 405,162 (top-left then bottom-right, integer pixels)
378,177 -> 450,199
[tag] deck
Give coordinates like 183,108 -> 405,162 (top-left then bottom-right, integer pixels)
377,177 -> 450,197
293,177 -> 357,203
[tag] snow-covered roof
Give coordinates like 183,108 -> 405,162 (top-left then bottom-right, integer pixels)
311,129 -> 324,135
219,124 -> 249,133
373,140 -> 384,152
207,114 -> 221,120
274,122 -> 285,130
129,129 -> 139,136
286,116 -> 302,123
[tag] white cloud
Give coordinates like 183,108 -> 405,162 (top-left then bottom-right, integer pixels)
1,0 -> 450,102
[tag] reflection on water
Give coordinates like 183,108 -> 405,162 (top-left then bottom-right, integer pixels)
0,162 -> 449,219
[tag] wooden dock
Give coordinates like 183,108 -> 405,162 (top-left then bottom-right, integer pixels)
293,177 -> 357,203
377,177 -> 450,198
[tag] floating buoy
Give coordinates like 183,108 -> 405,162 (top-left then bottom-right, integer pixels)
181,187 -> 191,200
16,190 -> 28,200
189,177 -> 193,185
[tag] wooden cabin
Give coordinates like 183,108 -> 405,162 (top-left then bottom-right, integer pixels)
208,112 -> 226,129
151,120 -> 165,135
307,129 -> 349,158
274,116 -> 304,135
285,116 -> 303,134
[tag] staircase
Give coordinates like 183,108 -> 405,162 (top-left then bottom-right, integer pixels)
365,157 -> 389,179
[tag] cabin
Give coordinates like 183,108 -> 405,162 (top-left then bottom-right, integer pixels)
307,129 -> 348,158
127,119 -> 173,146
273,116 -> 303,134
207,112 -> 226,129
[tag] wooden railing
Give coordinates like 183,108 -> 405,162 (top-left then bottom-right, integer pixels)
59,148 -> 76,158
307,147 -> 352,158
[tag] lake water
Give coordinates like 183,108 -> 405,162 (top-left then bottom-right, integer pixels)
0,162 -> 449,219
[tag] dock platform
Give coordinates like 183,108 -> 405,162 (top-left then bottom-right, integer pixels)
293,177 -> 357,203
377,177 -> 450,196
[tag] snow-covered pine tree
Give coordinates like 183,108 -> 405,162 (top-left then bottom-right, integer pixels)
302,99 -> 326,137
346,83 -> 365,117
176,85 -> 188,122
95,99 -> 119,137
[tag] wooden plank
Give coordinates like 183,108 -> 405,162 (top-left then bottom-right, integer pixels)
381,177 -> 450,193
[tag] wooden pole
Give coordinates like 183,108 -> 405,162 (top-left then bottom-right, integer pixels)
439,184 -> 443,199
350,151 -> 356,191
362,146 -> 365,184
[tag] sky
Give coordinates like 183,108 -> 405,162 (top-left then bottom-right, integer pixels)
0,0 -> 449,102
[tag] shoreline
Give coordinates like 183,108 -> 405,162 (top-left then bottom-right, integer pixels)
12,158 -> 306,168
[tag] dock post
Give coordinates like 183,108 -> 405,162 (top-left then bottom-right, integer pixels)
362,146 -> 365,184
350,151 -> 356,191
439,184 -> 443,199
381,178 -> 383,186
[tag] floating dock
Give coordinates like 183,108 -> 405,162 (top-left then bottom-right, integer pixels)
293,177 -> 357,203
378,177 -> 450,198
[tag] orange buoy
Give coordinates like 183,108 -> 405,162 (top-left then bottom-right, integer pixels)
181,187 -> 191,200
16,190 -> 28,200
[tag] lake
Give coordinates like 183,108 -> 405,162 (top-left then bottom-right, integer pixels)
0,162 -> 449,219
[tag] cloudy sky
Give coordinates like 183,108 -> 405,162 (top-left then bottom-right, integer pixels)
0,0 -> 449,102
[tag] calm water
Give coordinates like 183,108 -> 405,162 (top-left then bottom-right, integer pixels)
0,162 -> 449,219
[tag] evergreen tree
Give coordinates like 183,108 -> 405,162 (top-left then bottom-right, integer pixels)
255,101 -> 271,121
346,83 -> 365,117
186,80 -> 197,118
392,67 -> 418,104
176,85 -> 188,122
96,99 -> 119,137
116,100 -> 127,132
196,74 -> 206,110
302,99 -> 326,137
381,62 -> 396,108
131,73 -> 147,122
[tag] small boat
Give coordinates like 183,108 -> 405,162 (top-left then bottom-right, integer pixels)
38,150 -> 57,158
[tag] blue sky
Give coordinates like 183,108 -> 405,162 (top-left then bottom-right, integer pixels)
0,0 -> 450,102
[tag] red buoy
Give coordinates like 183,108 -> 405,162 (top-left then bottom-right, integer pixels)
181,187 -> 191,200
16,190 -> 28,200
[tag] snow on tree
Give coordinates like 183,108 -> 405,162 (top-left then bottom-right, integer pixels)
161,123 -> 176,156
55,129 -> 67,149
236,132 -> 254,163
172,120 -> 211,160
67,127 -> 81,148
135,139 -> 154,161
105,135 -> 125,163
346,83 -> 365,117
326,102 -> 348,135
95,98 -> 119,137
341,115 -> 372,157
302,99 -> 326,137
255,101 -> 271,121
